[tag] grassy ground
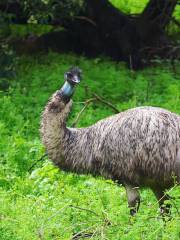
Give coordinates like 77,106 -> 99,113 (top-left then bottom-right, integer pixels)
0,52 -> 180,239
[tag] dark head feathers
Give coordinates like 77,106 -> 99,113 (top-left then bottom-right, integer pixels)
64,67 -> 82,85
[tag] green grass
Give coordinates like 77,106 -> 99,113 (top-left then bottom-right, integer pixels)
0,52 -> 180,239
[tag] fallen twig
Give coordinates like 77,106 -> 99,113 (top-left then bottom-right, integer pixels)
71,98 -> 95,127
93,93 -> 120,113
72,224 -> 98,240
72,94 -> 120,127
72,231 -> 94,240
70,205 -> 101,218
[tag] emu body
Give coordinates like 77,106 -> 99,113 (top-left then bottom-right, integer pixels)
41,69 -> 180,215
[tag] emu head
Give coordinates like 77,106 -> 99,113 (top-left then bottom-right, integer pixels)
64,67 -> 82,85
57,67 -> 82,105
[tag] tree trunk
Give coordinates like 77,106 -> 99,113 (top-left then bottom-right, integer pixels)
47,0 -> 177,68
141,0 -> 177,29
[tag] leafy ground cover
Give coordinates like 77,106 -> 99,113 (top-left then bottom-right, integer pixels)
0,52 -> 180,239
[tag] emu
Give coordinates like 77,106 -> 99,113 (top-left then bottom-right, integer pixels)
41,67 -> 180,215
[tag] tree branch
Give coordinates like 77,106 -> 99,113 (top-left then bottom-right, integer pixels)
141,0 -> 177,29
72,94 -> 119,127
93,93 -> 120,113
71,98 -> 95,127
74,16 -> 97,27
70,205 -> 101,217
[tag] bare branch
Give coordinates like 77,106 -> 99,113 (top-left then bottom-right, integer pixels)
72,93 -> 120,127
71,98 -> 95,127
93,93 -> 120,113
70,205 -> 101,217
74,16 -> 97,27
71,94 -> 120,127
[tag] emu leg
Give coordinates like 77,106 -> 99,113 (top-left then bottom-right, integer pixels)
152,188 -> 171,216
125,184 -> 140,216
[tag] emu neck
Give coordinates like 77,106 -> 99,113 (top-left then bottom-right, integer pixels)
41,91 -> 73,166
41,91 -> 94,174
41,84 -> 94,174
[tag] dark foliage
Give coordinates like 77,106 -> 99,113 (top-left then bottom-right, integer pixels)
0,0 -> 179,69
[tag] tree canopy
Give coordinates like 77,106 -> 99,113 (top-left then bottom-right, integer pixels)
0,0 -> 179,69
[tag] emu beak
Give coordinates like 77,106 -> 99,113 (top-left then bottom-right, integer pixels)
72,75 -> 80,84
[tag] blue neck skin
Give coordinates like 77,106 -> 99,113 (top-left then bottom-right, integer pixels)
60,81 -> 75,99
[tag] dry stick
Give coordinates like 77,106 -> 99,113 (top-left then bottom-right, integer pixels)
72,224 -> 98,240
71,98 -> 95,127
72,232 -> 94,240
149,183 -> 180,216
93,93 -> 120,114
70,204 -> 111,238
70,204 -> 105,240
70,205 -> 102,218
72,94 -> 120,127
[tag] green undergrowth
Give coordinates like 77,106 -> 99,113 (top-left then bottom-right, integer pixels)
0,52 -> 180,239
